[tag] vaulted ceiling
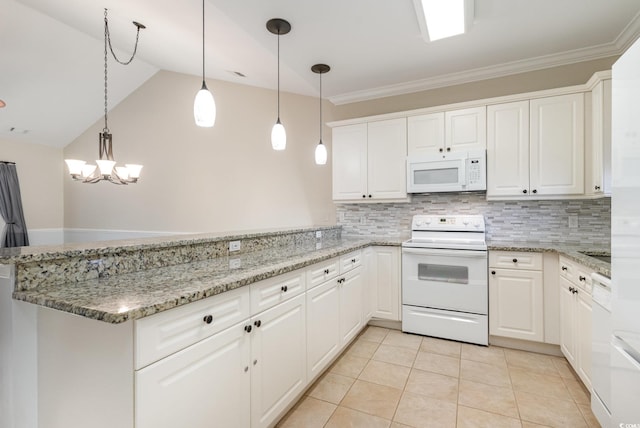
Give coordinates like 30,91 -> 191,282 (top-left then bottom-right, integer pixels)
2,0 -> 640,148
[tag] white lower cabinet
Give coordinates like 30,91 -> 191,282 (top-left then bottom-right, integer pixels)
369,246 -> 401,321
250,294 -> 307,428
489,251 -> 544,342
559,256 -> 593,390
339,267 -> 364,344
135,320 -> 251,428
489,268 -> 544,342
306,278 -> 341,380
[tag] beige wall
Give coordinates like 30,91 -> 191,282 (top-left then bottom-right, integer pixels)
0,139 -> 64,229
63,70 -> 335,233
334,56 -> 618,120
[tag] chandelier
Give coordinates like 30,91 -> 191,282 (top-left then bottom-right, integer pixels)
65,9 -> 145,185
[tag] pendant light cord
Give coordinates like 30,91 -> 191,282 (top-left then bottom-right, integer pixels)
202,0 -> 205,80
104,9 -> 143,66
103,11 -> 109,133
277,30 -> 280,118
319,71 -> 322,142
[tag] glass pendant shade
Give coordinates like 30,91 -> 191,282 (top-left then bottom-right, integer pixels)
271,119 -> 287,150
125,164 -> 143,179
96,159 -> 116,176
115,166 -> 130,180
65,159 -> 86,176
194,81 -> 216,128
315,141 -> 327,165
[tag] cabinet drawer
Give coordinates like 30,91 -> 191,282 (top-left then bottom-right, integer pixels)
306,258 -> 340,290
250,270 -> 306,315
135,286 -> 250,370
489,251 -> 543,270
340,250 -> 362,273
560,256 -> 592,293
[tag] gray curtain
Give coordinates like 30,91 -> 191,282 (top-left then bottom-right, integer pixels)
0,162 -> 29,247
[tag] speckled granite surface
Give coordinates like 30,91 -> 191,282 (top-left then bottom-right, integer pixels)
5,226 -> 610,324
11,236 -> 404,323
487,240 -> 611,277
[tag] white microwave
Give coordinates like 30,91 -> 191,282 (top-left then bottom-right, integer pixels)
407,150 -> 486,193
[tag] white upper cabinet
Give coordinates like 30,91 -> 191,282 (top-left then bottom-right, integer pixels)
332,123 -> 368,200
445,107 -> 487,152
332,118 -> 407,202
407,112 -> 445,155
487,93 -> 585,199
530,93 -> 584,196
586,78 -> 612,196
487,101 -> 530,197
407,107 -> 486,156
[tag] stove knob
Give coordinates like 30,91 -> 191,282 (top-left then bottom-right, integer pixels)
416,220 -> 423,227
462,219 -> 469,225
424,218 -> 432,225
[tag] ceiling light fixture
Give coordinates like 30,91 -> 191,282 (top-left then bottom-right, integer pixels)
414,0 -> 473,42
194,0 -> 216,127
266,18 -> 291,151
311,64 -> 330,165
64,9 -> 144,185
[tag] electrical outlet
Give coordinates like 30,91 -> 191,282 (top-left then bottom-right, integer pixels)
315,230 -> 322,239
229,240 -> 241,252
316,242 -> 322,250
569,215 -> 579,228
229,258 -> 241,269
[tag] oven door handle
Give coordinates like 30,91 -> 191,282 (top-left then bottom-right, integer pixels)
402,248 -> 487,258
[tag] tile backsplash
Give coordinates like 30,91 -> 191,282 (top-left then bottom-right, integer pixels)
336,193 -> 611,247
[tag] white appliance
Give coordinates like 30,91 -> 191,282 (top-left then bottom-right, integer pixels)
402,215 -> 488,345
611,36 -> 640,425
591,272 -> 612,426
406,150 -> 486,193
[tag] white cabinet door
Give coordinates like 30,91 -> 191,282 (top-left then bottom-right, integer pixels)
489,268 -> 543,342
306,278 -> 341,381
339,267 -> 364,345
250,294 -> 306,428
362,247 -> 375,323
332,124 -> 368,200
588,79 -> 612,196
367,118 -> 407,199
445,107 -> 487,152
407,113 -> 445,155
487,101 -> 530,197
530,93 -> 584,196
135,321 -> 251,428
559,277 -> 577,367
576,289 -> 593,391
371,246 -> 401,321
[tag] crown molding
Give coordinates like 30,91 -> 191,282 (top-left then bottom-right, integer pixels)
329,13 -> 640,106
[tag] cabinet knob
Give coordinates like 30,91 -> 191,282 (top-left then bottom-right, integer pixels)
523,189 -> 528,194
253,359 -> 258,366
368,194 -> 372,198
569,286 -> 574,293
512,258 -> 518,263
595,185 -> 601,190
491,270 -> 496,275
573,288 -> 579,294
362,195 -> 366,198
579,276 -> 586,282
324,268 -> 329,274
446,147 -> 451,152
281,285 -> 288,292
244,325 -> 252,333
532,189 -> 538,194
244,366 -> 249,373
439,148 -> 444,152
254,320 -> 262,328
203,315 -> 213,324
351,258 -> 356,263
562,266 -> 568,271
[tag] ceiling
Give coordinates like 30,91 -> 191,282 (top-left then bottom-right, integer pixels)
2,0 -> 640,148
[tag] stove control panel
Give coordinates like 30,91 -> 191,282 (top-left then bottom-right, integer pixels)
411,215 -> 485,232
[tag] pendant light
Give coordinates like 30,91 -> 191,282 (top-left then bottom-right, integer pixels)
266,18 -> 291,151
64,9 -> 144,185
194,0 -> 216,127
311,64 -> 330,165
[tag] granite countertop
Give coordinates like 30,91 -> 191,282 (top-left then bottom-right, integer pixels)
9,232 -> 610,325
487,240 -> 611,277
12,237 -> 403,324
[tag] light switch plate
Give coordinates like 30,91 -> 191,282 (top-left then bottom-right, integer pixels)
229,240 -> 241,252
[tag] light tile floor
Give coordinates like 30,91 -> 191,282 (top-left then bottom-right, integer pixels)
277,326 -> 600,428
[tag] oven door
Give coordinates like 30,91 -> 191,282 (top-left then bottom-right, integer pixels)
402,247 -> 488,314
